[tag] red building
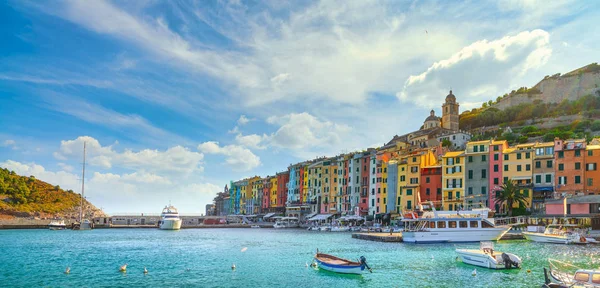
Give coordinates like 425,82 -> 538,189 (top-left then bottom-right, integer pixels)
262,178 -> 271,212
276,171 -> 289,213
420,166 -> 442,203
360,153 -> 370,215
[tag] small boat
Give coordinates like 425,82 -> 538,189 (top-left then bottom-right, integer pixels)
330,226 -> 350,232
523,224 -> 592,244
48,220 -> 67,230
546,259 -> 600,287
456,242 -> 521,269
313,250 -> 372,274
251,225 -> 260,228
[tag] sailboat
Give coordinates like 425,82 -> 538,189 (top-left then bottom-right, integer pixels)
73,142 -> 92,230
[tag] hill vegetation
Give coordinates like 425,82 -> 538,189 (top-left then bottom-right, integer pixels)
0,167 -> 102,217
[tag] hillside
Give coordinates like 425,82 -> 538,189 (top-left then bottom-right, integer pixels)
0,167 -> 104,219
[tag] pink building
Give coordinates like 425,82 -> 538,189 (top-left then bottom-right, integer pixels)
545,195 -> 600,216
489,140 -> 508,213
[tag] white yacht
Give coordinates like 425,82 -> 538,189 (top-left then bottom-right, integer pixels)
456,242 -> 522,269
273,217 -> 299,228
523,224 -> 591,244
48,220 -> 67,230
402,206 -> 511,243
159,205 -> 182,230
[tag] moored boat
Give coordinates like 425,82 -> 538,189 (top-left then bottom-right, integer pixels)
273,217 -> 299,228
523,224 -> 590,244
313,251 -> 372,274
456,242 -> 521,269
547,259 -> 600,287
251,225 -> 261,228
48,220 -> 67,230
159,205 -> 182,230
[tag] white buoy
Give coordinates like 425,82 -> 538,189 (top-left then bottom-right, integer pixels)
120,264 -> 127,272
431,255 -> 434,261
472,269 -> 477,276
144,267 -> 148,274
241,247 -> 248,252
65,267 -> 70,274
232,263 -> 236,270
305,262 -> 308,268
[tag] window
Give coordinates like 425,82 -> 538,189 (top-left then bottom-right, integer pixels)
383,198 -> 386,204
426,188 -> 430,195
535,175 -> 542,184
545,174 -> 552,183
526,164 -> 531,171
468,187 -> 473,195
558,176 -> 567,185
426,177 -> 430,183
504,165 -> 508,171
459,221 -> 468,228
448,221 -> 457,228
479,145 -> 484,151
378,188 -> 381,194
468,156 -> 473,163
525,152 -> 530,159
494,164 -> 499,172
558,151 -> 564,158
504,154 -> 509,161
494,178 -> 499,185
575,150 -> 581,157
383,188 -> 387,194
494,145 -> 499,151
588,178 -> 593,186
558,164 -> 564,171
455,191 -> 460,199
517,165 -> 522,172
536,148 -> 543,156
473,146 -> 478,152
481,169 -> 487,179
504,177 -> 508,183
407,189 -> 413,196
494,154 -> 499,161
588,163 -> 597,171
437,188 -> 441,195
437,221 -> 446,228
412,157 -> 417,163
517,153 -> 522,160
371,188 -> 375,195
593,273 -> 600,284
468,170 -> 473,179
429,222 -> 435,229
523,189 -> 529,197
481,186 -> 487,194
575,176 -> 581,184
407,200 -> 412,210
482,221 -> 493,228
575,272 -> 590,282
535,161 -> 541,169
481,155 -> 487,162
575,162 -> 581,170
384,168 -> 387,173
371,199 -> 375,206
456,157 -> 461,164
470,221 -> 479,228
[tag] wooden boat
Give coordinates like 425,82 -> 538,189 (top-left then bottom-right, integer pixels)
313,251 -> 371,274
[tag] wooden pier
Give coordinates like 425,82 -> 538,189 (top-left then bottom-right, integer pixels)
352,232 -> 403,242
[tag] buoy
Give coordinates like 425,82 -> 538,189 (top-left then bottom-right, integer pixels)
144,267 -> 148,274
120,264 -> 127,272
472,269 -> 477,276
431,255 -> 434,261
305,262 -> 308,268
241,247 -> 248,252
527,269 -> 531,273
232,263 -> 236,270
65,267 -> 70,274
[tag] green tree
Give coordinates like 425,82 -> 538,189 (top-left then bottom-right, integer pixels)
591,120 -> 600,131
494,180 -> 529,216
441,139 -> 452,147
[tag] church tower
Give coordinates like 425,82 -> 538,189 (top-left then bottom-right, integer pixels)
442,90 -> 459,131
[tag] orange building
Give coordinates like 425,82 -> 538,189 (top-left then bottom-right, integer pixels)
554,139 -> 587,196
584,145 -> 600,194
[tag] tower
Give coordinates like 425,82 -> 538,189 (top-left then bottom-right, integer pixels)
442,90 -> 459,131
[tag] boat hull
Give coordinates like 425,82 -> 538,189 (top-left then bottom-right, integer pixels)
523,232 -> 570,244
314,258 -> 366,274
160,219 -> 182,230
403,227 -> 510,243
455,249 -> 520,269
48,225 -> 66,230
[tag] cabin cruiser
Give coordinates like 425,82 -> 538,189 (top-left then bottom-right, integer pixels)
523,224 -> 593,244
273,217 -> 299,228
402,204 -> 511,243
159,205 -> 182,230
456,242 -> 521,269
546,259 -> 600,287
48,220 -> 67,230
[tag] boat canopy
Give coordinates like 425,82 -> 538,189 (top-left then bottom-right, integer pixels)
306,212 -> 318,219
281,217 -> 298,220
340,215 -> 364,221
308,214 -> 333,221
263,213 -> 276,219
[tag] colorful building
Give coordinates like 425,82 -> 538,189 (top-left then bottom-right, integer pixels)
360,151 -> 371,216
442,151 -> 464,211
368,151 -> 377,216
275,171 -> 288,213
585,145 -> 600,194
489,140 -> 508,212
532,142 -> 555,213
501,145 -> 534,213
554,139 -> 587,196
420,165 -> 442,205
465,140 -> 491,208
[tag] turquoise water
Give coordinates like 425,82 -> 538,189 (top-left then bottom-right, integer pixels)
1,229 -> 599,287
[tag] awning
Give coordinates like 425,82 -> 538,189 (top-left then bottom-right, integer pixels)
340,215 -> 364,221
263,213 -> 276,219
308,214 -> 333,221
305,212 -> 318,219
533,186 -> 554,192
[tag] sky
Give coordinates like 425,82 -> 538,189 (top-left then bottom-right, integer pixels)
1,0 -> 599,214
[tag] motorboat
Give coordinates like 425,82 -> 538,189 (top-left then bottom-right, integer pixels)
313,250 -> 372,274
546,259 -> 600,287
524,224 -> 592,244
48,220 -> 67,230
159,205 -> 182,230
73,219 -> 93,230
330,226 -> 350,232
251,225 -> 261,228
402,205 -> 511,243
273,217 -> 299,228
455,242 -> 521,269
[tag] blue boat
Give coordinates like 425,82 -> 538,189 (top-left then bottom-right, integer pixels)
313,251 -> 372,274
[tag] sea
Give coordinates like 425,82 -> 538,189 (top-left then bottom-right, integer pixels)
1,228 -> 598,287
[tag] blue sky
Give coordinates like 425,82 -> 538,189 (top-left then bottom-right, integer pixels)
1,0 -> 599,214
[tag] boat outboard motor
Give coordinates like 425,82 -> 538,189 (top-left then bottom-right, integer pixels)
501,253 -> 520,269
360,256 -> 372,273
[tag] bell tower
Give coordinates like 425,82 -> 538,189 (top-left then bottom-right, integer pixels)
442,90 -> 459,131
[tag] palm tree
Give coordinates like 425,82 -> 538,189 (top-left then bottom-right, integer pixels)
494,180 -> 529,216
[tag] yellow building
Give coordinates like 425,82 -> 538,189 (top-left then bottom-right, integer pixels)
502,145 -> 534,211
321,159 -> 337,214
247,176 -> 260,214
239,180 -> 248,214
442,151 -> 465,211
302,164 -> 309,204
307,160 -> 323,214
269,176 -> 277,207
396,149 -> 438,211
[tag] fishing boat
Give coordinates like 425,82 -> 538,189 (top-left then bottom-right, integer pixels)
159,205 -> 182,230
313,251 -> 372,274
523,224 -> 592,244
546,259 -> 600,287
455,242 -> 521,269
73,142 -> 92,230
48,220 -> 66,230
401,204 -> 511,243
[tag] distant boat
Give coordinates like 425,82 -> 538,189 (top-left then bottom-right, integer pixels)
251,225 -> 261,228
456,242 -> 521,269
313,251 -> 372,274
48,220 -> 66,230
73,142 -> 92,231
159,205 -> 182,230
273,217 -> 299,228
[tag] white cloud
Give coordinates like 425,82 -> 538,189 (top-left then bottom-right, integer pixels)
237,115 -> 251,126
55,136 -> 204,174
2,139 -> 18,150
266,112 -> 351,150
398,29 -> 551,108
198,141 -> 260,171
234,133 -> 269,150
57,163 -> 74,172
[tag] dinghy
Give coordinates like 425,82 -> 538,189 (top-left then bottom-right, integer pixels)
313,250 -> 372,274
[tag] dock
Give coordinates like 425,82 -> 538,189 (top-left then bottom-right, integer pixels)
352,232 -> 403,242
500,232 -> 525,240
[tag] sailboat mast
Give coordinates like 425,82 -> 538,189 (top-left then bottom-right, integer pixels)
80,142 -> 86,222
